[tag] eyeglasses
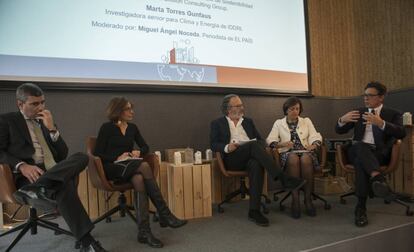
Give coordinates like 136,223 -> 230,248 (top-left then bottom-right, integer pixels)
229,104 -> 244,108
123,107 -> 133,112
363,93 -> 379,98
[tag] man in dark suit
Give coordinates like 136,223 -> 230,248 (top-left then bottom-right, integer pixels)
0,83 -> 107,252
210,94 -> 305,226
335,81 -> 406,227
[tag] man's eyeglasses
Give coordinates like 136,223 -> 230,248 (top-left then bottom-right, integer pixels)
230,104 -> 244,108
26,100 -> 45,107
363,93 -> 379,98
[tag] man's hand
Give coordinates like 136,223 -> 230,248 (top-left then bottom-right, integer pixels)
131,150 -> 141,158
19,164 -> 44,183
339,110 -> 360,123
36,110 -> 56,131
362,112 -> 384,127
228,143 -> 240,152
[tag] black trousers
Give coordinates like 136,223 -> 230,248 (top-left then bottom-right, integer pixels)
347,142 -> 388,198
224,141 -> 281,210
14,152 -> 94,240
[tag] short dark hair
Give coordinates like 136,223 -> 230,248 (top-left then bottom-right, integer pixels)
16,83 -> 43,102
282,96 -> 303,115
221,94 -> 239,115
106,97 -> 132,122
365,81 -> 387,96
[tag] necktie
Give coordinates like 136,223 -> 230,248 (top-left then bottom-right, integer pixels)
31,120 -> 56,170
371,109 -> 383,146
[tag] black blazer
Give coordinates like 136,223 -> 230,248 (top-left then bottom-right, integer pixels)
0,112 -> 68,170
210,116 -> 263,155
335,106 -> 406,156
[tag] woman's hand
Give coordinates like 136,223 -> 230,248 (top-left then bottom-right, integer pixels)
281,141 -> 294,149
306,144 -> 317,151
117,152 -> 131,161
131,150 -> 141,158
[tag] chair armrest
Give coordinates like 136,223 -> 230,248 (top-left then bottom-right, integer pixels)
335,144 -> 354,174
381,139 -> 402,174
215,152 -> 230,177
0,164 -> 18,204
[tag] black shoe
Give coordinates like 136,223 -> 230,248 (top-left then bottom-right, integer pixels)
370,175 -> 395,200
80,241 -> 108,252
159,213 -> 188,228
248,210 -> 269,226
281,176 -> 306,191
138,230 -> 164,248
354,207 -> 368,227
13,184 -> 56,210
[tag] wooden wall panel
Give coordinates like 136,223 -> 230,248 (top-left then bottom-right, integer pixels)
308,0 -> 414,97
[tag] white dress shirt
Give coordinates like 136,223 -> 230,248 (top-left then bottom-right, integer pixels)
224,116 -> 250,153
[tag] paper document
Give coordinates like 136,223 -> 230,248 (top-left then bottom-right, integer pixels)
238,138 -> 257,145
114,157 -> 143,164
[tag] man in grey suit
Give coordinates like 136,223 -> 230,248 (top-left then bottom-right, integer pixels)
0,83 -> 107,252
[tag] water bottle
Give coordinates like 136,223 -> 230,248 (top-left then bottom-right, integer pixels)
403,112 -> 412,126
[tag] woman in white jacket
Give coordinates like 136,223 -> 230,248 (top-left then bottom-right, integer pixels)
267,97 -> 322,219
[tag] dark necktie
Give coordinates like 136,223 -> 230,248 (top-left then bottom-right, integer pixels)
371,109 -> 383,146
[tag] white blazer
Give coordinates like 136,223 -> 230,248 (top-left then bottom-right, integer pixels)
266,116 -> 322,153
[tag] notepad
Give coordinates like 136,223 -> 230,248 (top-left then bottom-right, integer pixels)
114,157 -> 143,164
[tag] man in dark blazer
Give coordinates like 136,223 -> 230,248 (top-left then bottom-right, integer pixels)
210,94 -> 305,226
0,83 -> 107,252
335,81 -> 406,227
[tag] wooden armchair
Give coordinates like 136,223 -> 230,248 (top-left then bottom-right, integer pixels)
336,139 -> 413,216
85,136 -> 160,224
215,152 -> 270,214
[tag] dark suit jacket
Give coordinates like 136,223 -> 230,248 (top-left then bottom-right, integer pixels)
0,111 -> 68,171
210,116 -> 263,155
335,106 -> 406,158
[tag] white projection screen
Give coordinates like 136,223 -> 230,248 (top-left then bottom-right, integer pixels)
0,0 -> 311,94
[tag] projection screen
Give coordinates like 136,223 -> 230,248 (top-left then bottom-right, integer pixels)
0,0 -> 310,93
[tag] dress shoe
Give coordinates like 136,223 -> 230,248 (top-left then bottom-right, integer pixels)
80,241 -> 108,252
159,214 -> 188,228
354,207 -> 368,227
248,210 -> 269,226
138,230 -> 164,248
281,176 -> 306,191
13,184 -> 56,210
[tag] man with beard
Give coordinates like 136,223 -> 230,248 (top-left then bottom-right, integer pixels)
210,94 -> 305,226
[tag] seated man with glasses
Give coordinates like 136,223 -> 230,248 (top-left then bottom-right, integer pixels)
335,81 -> 406,227
210,94 -> 305,226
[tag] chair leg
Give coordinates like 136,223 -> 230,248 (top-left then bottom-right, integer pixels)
37,219 -> 73,236
217,189 -> 242,213
273,190 -> 286,202
340,191 -> 355,204
392,199 -> 414,216
279,191 -> 292,211
5,222 -> 32,252
0,222 -> 26,237
312,193 -> 331,210
125,208 -> 137,222
261,194 -> 271,204
92,205 -> 122,224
